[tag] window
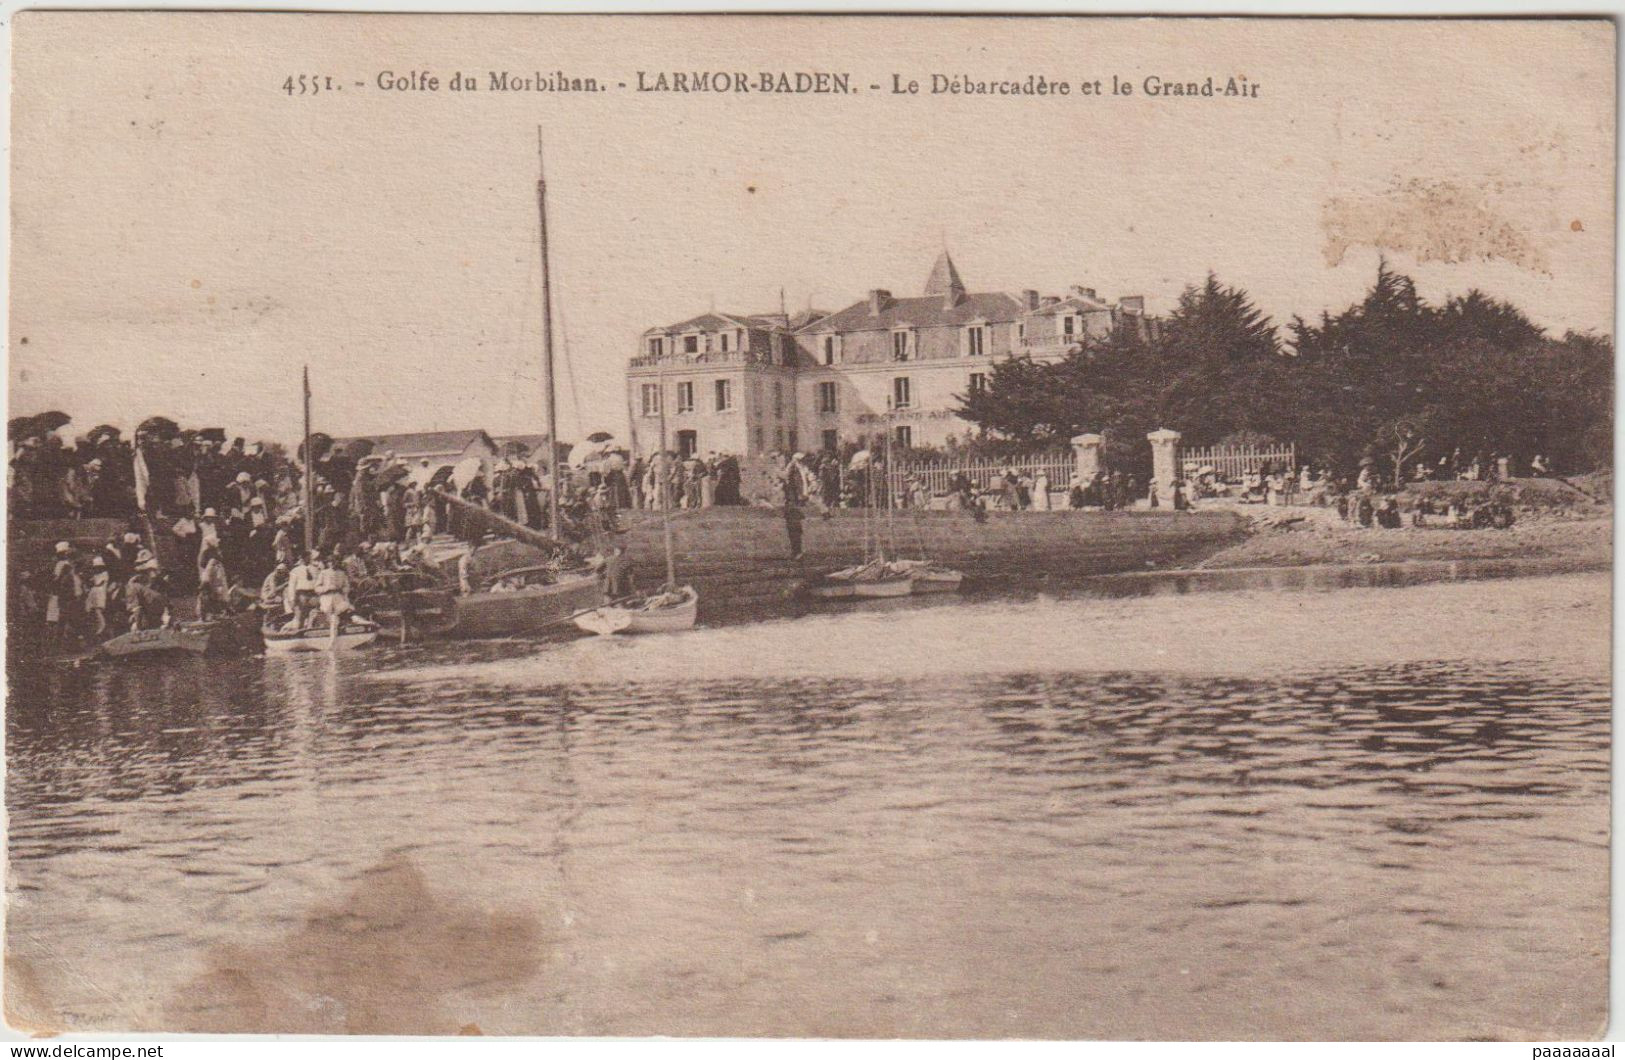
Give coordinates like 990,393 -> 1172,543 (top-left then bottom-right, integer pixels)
676,430 -> 697,458
1063,316 -> 1075,337
969,372 -> 987,396
648,337 -> 665,357
676,381 -> 695,414
684,334 -> 699,353
892,331 -> 910,361
822,429 -> 838,452
892,376 -> 911,410
714,378 -> 734,412
817,381 -> 838,413
823,336 -> 836,365
965,325 -> 985,356
640,383 -> 661,417
720,332 -> 731,352
894,425 -> 912,449
773,381 -> 783,416
1017,323 -> 1025,342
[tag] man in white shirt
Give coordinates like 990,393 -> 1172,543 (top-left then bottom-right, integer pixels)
285,552 -> 318,629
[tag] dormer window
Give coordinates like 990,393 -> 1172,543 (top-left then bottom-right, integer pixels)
720,332 -> 731,352
1063,316 -> 1075,337
823,336 -> 836,366
891,330 -> 911,362
684,334 -> 699,354
964,324 -> 986,357
648,337 -> 665,357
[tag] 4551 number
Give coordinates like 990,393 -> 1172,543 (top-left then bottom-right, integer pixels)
282,75 -> 338,96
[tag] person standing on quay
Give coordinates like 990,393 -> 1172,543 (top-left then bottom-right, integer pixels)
783,502 -> 804,561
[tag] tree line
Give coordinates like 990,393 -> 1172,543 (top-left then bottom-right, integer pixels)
955,263 -> 1613,485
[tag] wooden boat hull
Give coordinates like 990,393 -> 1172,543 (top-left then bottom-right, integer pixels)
100,624 -> 214,658
575,586 -> 700,635
263,618 -> 380,652
810,561 -> 915,600
849,575 -> 915,599
355,587 -> 459,637
892,560 -> 965,593
448,575 -> 603,638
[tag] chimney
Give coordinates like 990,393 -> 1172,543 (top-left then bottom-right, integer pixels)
869,289 -> 891,315
1041,296 -> 1060,307
1021,289 -> 1040,311
1119,295 -> 1145,313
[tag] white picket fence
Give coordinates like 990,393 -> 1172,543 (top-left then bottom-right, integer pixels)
1179,443 -> 1296,482
887,452 -> 1075,497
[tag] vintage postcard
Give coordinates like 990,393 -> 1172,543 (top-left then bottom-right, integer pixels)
4,12 -> 1614,1041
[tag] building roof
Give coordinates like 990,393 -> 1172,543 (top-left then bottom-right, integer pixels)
331,429 -> 496,459
800,291 -> 1023,334
1027,290 -> 1114,316
652,311 -> 784,335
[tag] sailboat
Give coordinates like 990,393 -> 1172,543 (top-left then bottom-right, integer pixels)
889,458 -> 964,593
809,435 -> 914,600
573,331 -> 699,635
261,366 -> 381,652
421,129 -> 605,638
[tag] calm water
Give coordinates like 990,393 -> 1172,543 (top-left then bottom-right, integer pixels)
6,571 -> 1610,1039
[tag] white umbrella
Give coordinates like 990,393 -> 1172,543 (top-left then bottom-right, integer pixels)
568,440 -> 608,468
451,455 -> 485,491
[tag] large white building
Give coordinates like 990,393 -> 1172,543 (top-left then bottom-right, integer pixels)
625,253 -> 1158,458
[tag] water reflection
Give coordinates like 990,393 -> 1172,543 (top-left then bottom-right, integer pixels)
4,572 -> 1610,1038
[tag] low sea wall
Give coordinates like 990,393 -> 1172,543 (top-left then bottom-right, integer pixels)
617,507 -> 1249,621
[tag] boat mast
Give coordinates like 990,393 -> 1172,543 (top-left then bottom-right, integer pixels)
537,127 -> 562,538
302,364 -> 314,556
657,356 -> 676,587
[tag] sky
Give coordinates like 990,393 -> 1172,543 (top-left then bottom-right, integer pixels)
9,14 -> 1615,448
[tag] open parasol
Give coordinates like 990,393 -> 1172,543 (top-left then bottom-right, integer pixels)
451,455 -> 485,490
585,430 -> 615,444
298,432 -> 333,465
10,411 -> 70,439
136,416 -> 180,441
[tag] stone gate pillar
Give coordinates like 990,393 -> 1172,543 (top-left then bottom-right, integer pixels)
1070,433 -> 1103,487
1147,428 -> 1182,507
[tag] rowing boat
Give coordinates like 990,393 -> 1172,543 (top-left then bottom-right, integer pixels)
573,584 -> 699,636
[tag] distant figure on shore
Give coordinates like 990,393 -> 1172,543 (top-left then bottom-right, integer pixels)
783,503 -> 804,560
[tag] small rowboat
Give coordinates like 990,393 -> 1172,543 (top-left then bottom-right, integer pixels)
99,622 -> 216,659
891,559 -> 965,593
810,559 -> 915,600
262,615 -> 380,652
573,585 -> 699,636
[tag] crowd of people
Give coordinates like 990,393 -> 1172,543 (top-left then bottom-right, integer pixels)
6,416 -> 657,649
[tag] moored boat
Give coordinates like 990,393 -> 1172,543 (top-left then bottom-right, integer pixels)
811,558 -> 914,600
99,622 -> 215,659
446,566 -> 603,638
891,558 -> 965,593
573,584 -> 699,636
262,615 -> 380,652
